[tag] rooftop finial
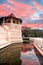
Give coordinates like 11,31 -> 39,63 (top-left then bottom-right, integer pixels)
8,13 -> 15,17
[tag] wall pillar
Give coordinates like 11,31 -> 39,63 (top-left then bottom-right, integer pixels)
18,19 -> 20,24
11,18 -> 13,24
3,18 -> 5,24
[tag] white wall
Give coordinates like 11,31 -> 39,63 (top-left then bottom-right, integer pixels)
0,24 -> 23,49
29,37 -> 43,47
29,37 -> 43,55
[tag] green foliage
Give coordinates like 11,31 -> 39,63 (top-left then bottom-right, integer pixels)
22,29 -> 43,37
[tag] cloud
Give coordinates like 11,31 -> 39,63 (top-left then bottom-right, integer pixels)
0,0 -> 37,17
22,23 -> 43,28
33,1 -> 43,12
7,0 -> 38,19
0,0 -> 43,28
0,4 -> 13,16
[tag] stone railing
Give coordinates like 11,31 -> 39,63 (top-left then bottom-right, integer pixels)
29,37 -> 43,56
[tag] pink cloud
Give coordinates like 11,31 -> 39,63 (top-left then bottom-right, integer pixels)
0,4 -> 12,16
7,0 -> 37,18
33,1 -> 43,12
22,23 -> 43,28
0,0 -> 39,20
0,0 -> 43,28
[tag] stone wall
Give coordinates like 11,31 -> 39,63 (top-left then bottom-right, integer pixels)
0,24 -> 23,49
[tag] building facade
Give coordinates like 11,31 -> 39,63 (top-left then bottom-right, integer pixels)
0,13 -> 23,49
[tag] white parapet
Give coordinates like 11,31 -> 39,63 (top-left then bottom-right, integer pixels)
29,37 -> 43,56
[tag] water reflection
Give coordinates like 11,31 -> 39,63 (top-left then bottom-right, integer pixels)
21,44 -> 33,52
34,47 -> 43,65
0,43 -> 43,65
21,44 -> 43,65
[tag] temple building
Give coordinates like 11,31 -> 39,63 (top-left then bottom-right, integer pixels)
0,13 -> 22,24
0,13 -> 23,49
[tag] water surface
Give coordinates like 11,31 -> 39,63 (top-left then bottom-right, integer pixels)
0,43 -> 43,65
21,44 -> 43,65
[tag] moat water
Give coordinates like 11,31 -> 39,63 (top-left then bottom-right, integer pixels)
0,43 -> 43,65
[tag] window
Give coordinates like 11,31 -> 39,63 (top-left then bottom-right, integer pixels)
13,21 -> 15,23
5,19 -> 11,23
8,20 -> 11,23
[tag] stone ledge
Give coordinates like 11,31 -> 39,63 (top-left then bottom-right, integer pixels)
33,43 -> 43,56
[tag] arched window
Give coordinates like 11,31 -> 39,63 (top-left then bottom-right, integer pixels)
13,21 -> 15,23
5,19 -> 11,23
8,20 -> 11,23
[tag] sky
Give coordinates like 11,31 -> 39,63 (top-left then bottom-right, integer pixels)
0,0 -> 43,28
